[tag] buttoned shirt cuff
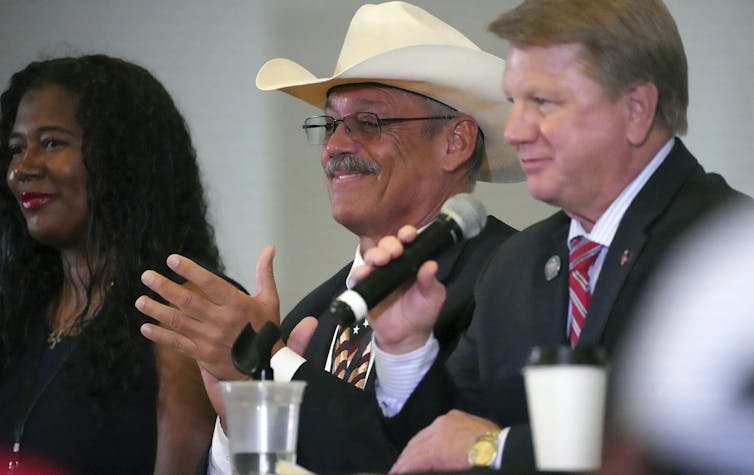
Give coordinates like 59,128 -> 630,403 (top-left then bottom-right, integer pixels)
270,346 -> 306,382
493,427 -> 511,469
208,417 -> 231,475
374,334 -> 439,417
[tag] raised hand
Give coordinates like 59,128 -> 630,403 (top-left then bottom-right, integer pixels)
135,245 -> 280,381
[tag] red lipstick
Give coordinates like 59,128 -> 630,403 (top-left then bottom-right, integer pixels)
19,192 -> 53,210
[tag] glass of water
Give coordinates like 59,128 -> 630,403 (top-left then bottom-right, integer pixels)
221,380 -> 307,475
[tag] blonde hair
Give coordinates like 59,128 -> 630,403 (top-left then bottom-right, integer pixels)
490,0 -> 688,134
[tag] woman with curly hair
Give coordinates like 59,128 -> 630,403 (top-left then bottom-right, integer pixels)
0,54 -> 221,474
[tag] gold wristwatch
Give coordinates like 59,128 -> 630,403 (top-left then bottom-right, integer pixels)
468,430 -> 501,467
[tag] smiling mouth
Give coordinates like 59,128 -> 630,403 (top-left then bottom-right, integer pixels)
331,171 -> 370,180
519,155 -> 547,162
19,192 -> 54,209
325,155 -> 380,180
519,156 -> 549,166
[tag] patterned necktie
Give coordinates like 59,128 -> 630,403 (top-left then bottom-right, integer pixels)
568,237 -> 601,347
330,322 -> 372,390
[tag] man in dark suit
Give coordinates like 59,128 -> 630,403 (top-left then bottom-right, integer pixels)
359,0 -> 752,473
277,210 -> 512,472
133,2 -> 521,473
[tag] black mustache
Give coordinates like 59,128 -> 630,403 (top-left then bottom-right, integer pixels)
325,155 -> 380,179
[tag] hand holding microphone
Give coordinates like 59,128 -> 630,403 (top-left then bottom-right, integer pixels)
328,193 -> 487,328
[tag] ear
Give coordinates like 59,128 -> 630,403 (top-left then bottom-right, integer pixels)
442,117 -> 478,173
625,81 -> 659,146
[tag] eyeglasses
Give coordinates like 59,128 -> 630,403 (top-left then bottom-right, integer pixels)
302,112 -> 456,145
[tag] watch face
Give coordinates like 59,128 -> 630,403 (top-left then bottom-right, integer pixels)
469,435 -> 497,466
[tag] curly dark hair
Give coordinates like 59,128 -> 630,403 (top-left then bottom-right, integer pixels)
0,54 -> 223,391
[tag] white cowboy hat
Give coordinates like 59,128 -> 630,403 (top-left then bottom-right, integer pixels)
256,1 -> 523,183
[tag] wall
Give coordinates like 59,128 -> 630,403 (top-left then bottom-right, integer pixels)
1,1 -> 752,315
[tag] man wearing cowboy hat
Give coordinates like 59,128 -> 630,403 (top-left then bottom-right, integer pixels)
134,2 -> 520,473
358,0 -> 751,472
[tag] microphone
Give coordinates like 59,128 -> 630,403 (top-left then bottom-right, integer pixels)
329,193 -> 487,327
231,321 -> 280,380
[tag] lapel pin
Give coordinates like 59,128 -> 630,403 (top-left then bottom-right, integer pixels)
544,255 -> 561,281
620,249 -> 631,266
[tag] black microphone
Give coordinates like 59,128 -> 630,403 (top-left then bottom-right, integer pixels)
328,193 -> 487,327
231,321 -> 280,380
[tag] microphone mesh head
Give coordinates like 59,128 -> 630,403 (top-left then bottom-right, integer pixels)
441,193 -> 487,239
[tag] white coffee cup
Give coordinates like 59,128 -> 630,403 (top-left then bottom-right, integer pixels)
523,346 -> 607,472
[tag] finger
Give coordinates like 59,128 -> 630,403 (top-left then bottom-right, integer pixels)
135,294 -> 203,336
140,269 -> 212,319
166,254 -> 240,306
377,234 -> 405,259
390,451 -> 409,474
363,237 -> 401,267
397,225 -> 419,243
390,442 -> 428,474
140,322 -> 199,358
349,263 -> 374,285
415,260 -> 440,290
287,316 -> 318,356
415,261 -> 446,315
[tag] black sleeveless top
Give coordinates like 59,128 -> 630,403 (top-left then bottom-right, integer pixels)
0,314 -> 158,474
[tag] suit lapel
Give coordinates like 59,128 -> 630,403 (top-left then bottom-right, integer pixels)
579,227 -> 647,346
434,235 -> 465,283
580,139 -> 702,345
532,213 -> 571,346
301,265 -> 351,368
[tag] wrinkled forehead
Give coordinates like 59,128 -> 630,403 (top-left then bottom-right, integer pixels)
325,83 -> 417,115
324,82 -> 452,114
327,81 -> 404,100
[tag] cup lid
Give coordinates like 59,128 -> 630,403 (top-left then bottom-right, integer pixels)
526,345 -> 607,366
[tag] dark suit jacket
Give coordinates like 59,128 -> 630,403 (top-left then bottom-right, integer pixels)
389,139 -> 751,471
279,216 -> 516,473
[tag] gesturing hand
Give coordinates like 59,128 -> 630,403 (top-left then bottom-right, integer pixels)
135,245 -> 280,381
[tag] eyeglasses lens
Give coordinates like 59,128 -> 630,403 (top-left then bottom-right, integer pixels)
303,112 -> 381,145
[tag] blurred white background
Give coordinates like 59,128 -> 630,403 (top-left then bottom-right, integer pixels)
1,1 -> 752,314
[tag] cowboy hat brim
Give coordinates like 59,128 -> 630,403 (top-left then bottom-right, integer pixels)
257,44 -> 523,183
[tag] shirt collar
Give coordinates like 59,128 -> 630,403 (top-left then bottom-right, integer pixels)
568,137 -> 675,249
345,246 -> 366,290
345,220 -> 434,289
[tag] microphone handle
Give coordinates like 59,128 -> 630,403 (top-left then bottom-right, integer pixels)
330,216 -> 462,326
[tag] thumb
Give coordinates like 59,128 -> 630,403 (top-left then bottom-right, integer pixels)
199,366 -> 225,418
287,316 -> 318,356
254,245 -> 279,303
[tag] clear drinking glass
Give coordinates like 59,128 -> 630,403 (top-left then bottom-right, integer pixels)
221,380 -> 307,475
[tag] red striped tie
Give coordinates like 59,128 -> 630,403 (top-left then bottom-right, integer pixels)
568,237 -> 601,347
